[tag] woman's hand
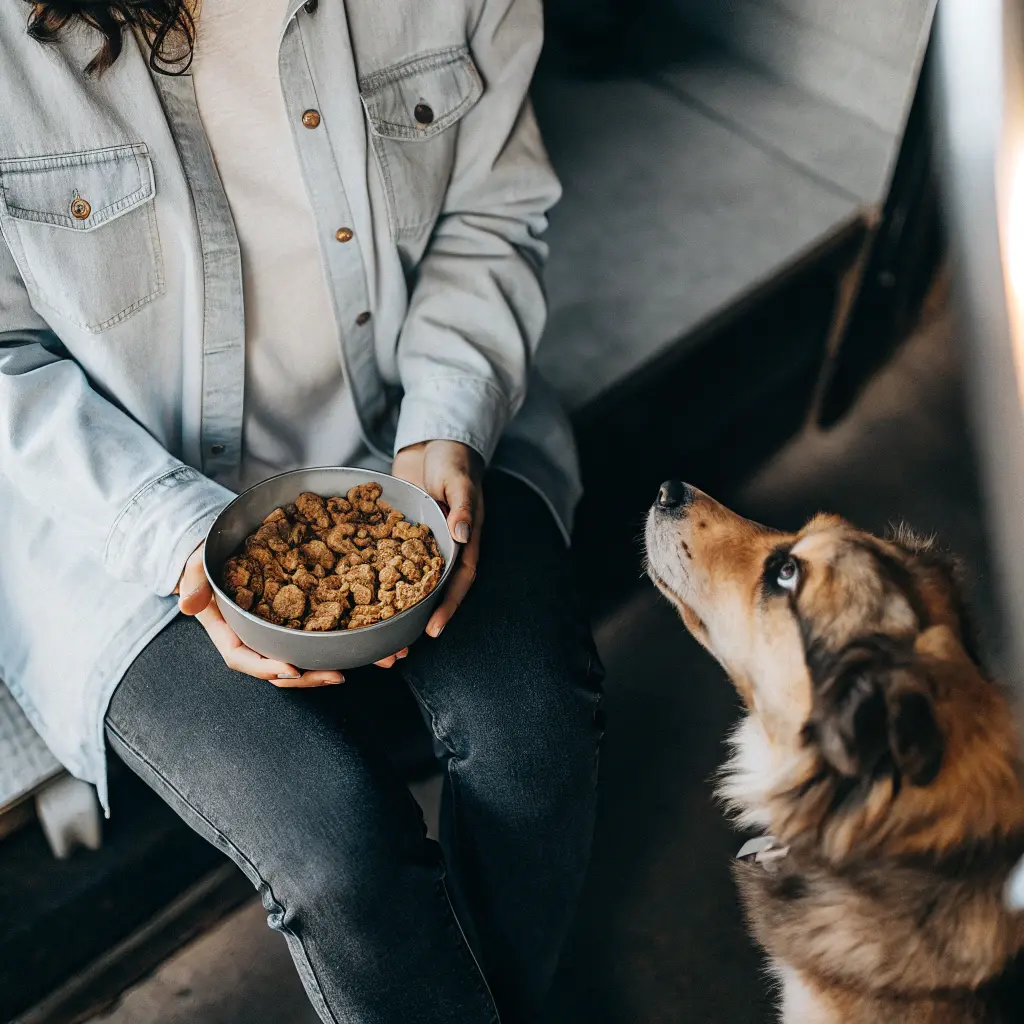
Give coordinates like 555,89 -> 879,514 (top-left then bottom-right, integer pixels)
392,439 -> 484,642
176,543 -> 344,688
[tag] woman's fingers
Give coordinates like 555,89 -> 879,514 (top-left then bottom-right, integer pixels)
195,595 -> 343,686
444,472 -> 475,545
427,515 -> 481,637
427,559 -> 477,637
177,544 -> 213,616
275,670 -> 348,688
374,648 -> 409,669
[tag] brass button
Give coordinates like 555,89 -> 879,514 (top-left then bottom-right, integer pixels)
70,197 -> 91,220
210,443 -> 226,455
303,0 -> 318,11
355,311 -> 371,326
413,103 -> 434,125
335,227 -> 353,243
301,109 -> 321,129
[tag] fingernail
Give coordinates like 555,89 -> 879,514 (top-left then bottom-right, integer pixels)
454,521 -> 470,544
328,675 -> 345,684
277,673 -> 301,680
397,650 -> 408,659
430,624 -> 445,638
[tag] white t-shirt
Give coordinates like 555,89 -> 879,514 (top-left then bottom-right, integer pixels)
192,0 -> 364,488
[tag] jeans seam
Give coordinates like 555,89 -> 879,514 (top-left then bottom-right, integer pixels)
104,721 -> 342,1024
437,877 -> 502,1023
401,670 -> 503,1022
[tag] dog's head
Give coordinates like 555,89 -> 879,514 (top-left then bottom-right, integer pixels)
645,481 -> 1024,862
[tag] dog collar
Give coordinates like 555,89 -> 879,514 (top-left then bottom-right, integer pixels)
735,835 -> 790,873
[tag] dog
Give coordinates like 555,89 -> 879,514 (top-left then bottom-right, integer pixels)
644,480 -> 1024,1023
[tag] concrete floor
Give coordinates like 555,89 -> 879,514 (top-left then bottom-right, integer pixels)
89,292 -> 1001,1024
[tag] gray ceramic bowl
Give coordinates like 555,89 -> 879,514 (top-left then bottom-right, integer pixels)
204,467 -> 457,670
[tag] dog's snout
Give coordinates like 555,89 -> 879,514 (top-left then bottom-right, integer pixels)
657,480 -> 691,511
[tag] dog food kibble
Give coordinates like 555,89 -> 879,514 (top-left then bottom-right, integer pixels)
220,483 -> 445,631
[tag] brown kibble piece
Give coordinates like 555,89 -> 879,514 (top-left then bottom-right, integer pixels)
277,548 -> 301,573
367,514 -> 402,539
255,523 -> 290,553
272,584 -> 307,620
304,601 -> 344,631
313,577 -> 350,607
223,556 -> 253,592
292,566 -> 319,593
296,492 -> 331,530
234,587 -> 254,611
327,496 -> 358,523
301,539 -> 336,570
401,539 -> 428,560
395,568 -> 440,611
247,544 -> 287,582
373,538 -> 399,561
254,601 -> 284,625
348,605 -> 383,628
393,520 -> 428,541
347,481 -> 383,505
325,523 -> 357,552
263,507 -> 287,524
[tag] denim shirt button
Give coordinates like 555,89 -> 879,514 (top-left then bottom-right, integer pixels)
210,444 -> 226,455
303,0 -> 318,12
301,109 -> 321,129
335,227 -> 354,243
413,103 -> 434,125
356,311 -> 371,326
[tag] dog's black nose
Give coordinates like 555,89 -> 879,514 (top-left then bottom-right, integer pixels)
657,480 -> 691,509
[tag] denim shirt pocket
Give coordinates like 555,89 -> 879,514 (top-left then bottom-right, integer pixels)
0,144 -> 164,333
360,46 -> 483,242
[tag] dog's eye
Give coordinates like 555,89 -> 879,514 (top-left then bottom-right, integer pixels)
777,558 -> 799,590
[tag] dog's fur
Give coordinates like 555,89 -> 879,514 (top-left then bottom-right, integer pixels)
645,485 -> 1024,1022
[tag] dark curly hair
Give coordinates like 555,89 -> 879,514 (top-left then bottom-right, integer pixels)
25,1 -> 196,75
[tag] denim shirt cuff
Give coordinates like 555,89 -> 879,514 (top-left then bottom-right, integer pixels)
103,466 -> 236,596
393,376 -> 511,463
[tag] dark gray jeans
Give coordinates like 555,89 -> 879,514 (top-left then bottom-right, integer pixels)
105,474 -> 603,1024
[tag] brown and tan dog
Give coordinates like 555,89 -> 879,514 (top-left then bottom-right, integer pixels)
644,481 -> 1024,1023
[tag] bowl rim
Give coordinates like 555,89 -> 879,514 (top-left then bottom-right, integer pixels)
203,466 -> 459,638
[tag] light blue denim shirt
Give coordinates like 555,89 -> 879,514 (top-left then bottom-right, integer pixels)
0,0 -> 580,811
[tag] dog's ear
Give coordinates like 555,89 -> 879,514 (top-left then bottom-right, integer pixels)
810,661 -> 889,778
887,685 -> 944,786
807,650 -> 945,785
